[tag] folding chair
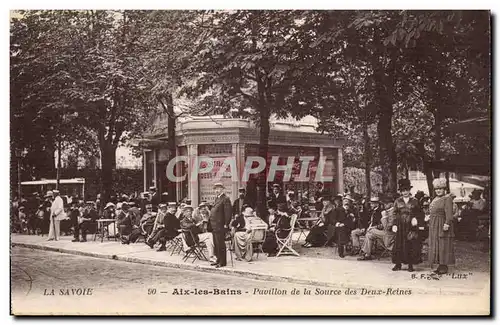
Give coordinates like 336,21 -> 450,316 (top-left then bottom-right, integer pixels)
181,230 -> 208,263
169,233 -> 184,256
374,239 -> 392,260
277,214 -> 300,257
250,224 -> 268,260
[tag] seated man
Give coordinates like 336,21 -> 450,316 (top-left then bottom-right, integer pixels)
140,204 -> 156,236
78,201 -> 99,242
180,205 -> 216,263
358,199 -> 396,261
193,202 -> 210,232
116,202 -> 133,244
146,203 -> 168,249
155,203 -> 180,251
128,203 -> 155,243
351,197 -> 380,255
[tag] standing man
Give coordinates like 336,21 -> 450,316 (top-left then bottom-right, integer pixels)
232,187 -> 251,218
149,186 -> 160,212
48,190 -> 65,241
268,183 -> 286,207
209,183 -> 232,268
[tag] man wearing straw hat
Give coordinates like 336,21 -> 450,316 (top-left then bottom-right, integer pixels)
48,190 -> 65,241
209,182 -> 232,268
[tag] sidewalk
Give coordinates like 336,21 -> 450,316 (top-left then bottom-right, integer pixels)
11,233 -> 489,296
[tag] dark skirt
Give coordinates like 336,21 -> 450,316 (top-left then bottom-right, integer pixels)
305,225 -> 327,247
392,219 -> 422,265
262,229 -> 291,253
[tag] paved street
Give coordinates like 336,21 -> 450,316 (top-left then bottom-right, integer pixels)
11,246 -> 489,315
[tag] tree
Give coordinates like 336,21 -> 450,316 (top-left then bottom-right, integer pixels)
183,10 -> 325,219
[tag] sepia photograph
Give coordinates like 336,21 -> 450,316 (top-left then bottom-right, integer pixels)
9,8 -> 491,315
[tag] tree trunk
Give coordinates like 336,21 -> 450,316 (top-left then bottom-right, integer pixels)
415,142 -> 434,196
373,45 -> 397,195
100,141 -> 116,202
377,107 -> 397,195
362,122 -> 372,199
433,109 -> 442,179
257,113 -> 270,223
56,137 -> 61,190
165,93 -> 177,202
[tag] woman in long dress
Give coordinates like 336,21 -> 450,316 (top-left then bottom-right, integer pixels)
428,178 -> 455,274
262,202 -> 291,256
231,207 -> 267,261
391,179 -> 423,272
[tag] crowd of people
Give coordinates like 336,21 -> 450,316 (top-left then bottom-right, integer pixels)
11,178 -> 490,273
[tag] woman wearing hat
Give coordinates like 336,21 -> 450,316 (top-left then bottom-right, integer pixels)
428,178 -> 455,275
231,207 -> 266,261
262,202 -> 291,256
302,193 -> 335,248
391,179 -> 423,272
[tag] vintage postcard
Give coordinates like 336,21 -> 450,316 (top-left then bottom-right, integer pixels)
10,9 -> 491,315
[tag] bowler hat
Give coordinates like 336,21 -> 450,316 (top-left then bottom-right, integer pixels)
398,179 -> 413,190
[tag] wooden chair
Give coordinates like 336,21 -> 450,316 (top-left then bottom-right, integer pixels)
277,214 -> 300,257
250,224 -> 268,260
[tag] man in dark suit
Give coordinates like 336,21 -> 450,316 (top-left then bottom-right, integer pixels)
232,187 -> 252,218
268,183 -> 286,207
149,186 -> 160,212
209,183 -> 232,268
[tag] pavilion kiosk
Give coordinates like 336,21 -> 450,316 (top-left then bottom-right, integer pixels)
139,115 -> 344,207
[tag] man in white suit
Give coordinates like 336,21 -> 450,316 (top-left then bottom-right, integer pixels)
48,190 -> 66,241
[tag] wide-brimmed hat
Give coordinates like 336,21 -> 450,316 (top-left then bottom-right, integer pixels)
432,178 -> 447,189
198,202 -> 207,207
277,202 -> 288,210
272,183 -> 281,189
159,203 -> 167,209
398,179 -> 412,190
161,192 -> 169,196
168,202 -> 177,207
242,207 -> 254,217
183,205 -> 193,211
149,186 -> 157,191
238,187 -> 245,192
104,202 -> 115,209
45,191 -> 54,198
343,194 -> 354,203
267,200 -> 277,210
370,196 -> 380,203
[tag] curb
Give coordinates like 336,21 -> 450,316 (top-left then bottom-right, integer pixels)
12,242 -> 482,296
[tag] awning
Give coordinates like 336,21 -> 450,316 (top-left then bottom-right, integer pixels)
428,154 -> 491,176
21,178 -> 86,185
444,116 -> 490,136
